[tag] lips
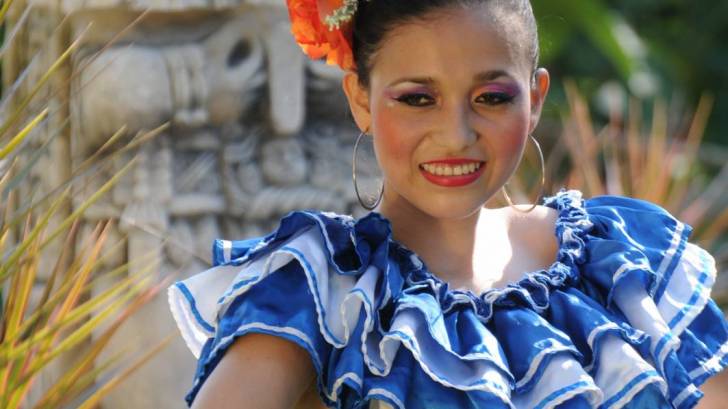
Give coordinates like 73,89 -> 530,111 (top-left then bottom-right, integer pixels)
418,159 -> 486,187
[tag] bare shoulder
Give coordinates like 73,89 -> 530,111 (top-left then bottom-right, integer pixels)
191,333 -> 318,409
505,204 -> 559,262
506,204 -> 559,231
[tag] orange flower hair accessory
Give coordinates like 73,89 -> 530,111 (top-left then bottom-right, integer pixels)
286,0 -> 362,70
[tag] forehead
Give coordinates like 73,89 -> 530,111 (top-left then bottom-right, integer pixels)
369,4 -> 532,87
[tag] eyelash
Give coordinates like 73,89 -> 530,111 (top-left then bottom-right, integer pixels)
475,92 -> 516,105
395,92 -> 515,107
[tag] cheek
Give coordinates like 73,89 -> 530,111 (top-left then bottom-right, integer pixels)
492,110 -> 530,157
371,103 -> 419,170
499,127 -> 527,156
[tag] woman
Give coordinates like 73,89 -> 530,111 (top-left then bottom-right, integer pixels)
168,0 -> 728,407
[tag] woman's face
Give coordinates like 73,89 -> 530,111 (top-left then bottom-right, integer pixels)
343,4 -> 549,220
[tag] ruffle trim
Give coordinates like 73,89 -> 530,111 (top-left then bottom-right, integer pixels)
169,188 -> 728,409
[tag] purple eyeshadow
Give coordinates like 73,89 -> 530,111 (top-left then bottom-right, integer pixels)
481,83 -> 520,97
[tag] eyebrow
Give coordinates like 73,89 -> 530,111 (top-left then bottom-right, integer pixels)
387,70 -> 514,87
474,70 -> 512,82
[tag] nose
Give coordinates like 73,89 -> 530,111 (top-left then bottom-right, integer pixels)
435,100 -> 479,150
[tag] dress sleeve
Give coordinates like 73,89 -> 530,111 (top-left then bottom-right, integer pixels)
578,195 -> 727,408
167,236 -> 268,359
167,210 -> 389,408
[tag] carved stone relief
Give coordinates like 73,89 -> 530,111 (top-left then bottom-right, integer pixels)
9,1 -> 369,408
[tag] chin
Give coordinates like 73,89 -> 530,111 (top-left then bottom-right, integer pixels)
383,174 -> 497,220
410,194 -> 487,221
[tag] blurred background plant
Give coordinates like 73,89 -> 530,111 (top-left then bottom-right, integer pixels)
0,5 -> 173,407
532,0 -> 728,148
517,0 -> 728,309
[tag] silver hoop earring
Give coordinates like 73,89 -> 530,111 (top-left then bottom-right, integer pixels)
501,134 -> 546,213
352,130 -> 384,211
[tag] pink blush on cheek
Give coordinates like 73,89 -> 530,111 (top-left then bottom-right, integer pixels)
499,124 -> 530,158
372,106 -> 418,171
504,134 -> 526,154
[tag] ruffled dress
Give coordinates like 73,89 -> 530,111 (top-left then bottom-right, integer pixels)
168,188 -> 728,408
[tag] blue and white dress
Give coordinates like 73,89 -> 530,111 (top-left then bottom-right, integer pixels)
168,188 -> 728,408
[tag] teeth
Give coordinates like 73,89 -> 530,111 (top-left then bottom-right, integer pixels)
421,162 -> 481,176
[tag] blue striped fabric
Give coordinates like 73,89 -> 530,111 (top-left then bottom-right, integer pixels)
168,188 -> 727,408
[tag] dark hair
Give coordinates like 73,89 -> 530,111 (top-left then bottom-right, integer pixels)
352,0 -> 539,88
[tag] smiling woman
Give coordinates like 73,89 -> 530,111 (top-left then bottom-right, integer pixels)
169,1 -> 728,408
342,1 -> 548,225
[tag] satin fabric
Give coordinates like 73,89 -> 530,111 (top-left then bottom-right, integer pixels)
168,188 -> 727,408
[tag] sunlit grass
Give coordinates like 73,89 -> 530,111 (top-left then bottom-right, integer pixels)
0,6 -> 173,406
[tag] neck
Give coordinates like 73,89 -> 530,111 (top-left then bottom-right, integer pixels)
375,191 -> 510,291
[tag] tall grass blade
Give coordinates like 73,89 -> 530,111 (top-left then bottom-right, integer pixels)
0,108 -> 48,160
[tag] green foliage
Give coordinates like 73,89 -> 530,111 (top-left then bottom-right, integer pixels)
532,0 -> 728,146
532,0 -> 634,80
608,0 -> 728,145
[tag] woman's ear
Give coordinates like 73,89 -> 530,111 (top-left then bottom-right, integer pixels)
342,71 -> 372,133
528,68 -> 550,134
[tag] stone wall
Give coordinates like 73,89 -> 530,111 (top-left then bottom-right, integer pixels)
7,0 -> 379,407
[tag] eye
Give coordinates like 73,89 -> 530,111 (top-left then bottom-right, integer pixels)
475,92 -> 515,105
395,93 -> 436,107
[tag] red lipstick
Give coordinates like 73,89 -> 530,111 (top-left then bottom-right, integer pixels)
419,159 -> 486,187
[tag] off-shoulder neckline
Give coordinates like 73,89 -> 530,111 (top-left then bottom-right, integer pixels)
355,188 -> 590,303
